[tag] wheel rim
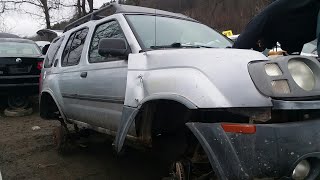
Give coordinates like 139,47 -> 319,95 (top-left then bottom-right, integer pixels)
8,96 -> 29,109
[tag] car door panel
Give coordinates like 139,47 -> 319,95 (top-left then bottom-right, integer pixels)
68,20 -> 129,132
72,61 -> 127,131
57,28 -> 89,120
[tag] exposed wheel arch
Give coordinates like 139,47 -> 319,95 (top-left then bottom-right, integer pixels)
136,100 -> 192,141
114,99 -> 194,153
114,100 -> 224,179
138,94 -> 198,110
40,91 -> 65,120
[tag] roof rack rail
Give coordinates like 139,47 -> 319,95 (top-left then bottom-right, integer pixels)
63,3 -> 123,32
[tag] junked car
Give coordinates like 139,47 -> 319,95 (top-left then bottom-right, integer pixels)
40,3 -> 320,180
0,38 -> 43,109
301,40 -> 318,57
35,41 -> 50,52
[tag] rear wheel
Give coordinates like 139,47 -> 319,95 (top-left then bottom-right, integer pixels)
7,96 -> 29,109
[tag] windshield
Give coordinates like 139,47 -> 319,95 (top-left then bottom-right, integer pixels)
302,40 -> 317,54
0,42 -> 41,57
126,15 -> 232,49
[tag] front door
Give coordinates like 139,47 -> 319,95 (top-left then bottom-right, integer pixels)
74,20 -> 128,132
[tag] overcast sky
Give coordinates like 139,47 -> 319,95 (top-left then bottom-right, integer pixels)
2,0 -> 111,37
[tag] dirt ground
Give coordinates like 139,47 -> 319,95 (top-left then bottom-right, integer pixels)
0,103 -> 165,180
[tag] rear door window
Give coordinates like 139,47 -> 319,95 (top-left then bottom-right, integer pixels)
44,36 -> 64,68
62,28 -> 89,66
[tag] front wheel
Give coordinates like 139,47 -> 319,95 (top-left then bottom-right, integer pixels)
155,133 -> 217,180
165,150 -> 217,180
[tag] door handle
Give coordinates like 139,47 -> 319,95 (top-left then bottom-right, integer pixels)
80,72 -> 87,78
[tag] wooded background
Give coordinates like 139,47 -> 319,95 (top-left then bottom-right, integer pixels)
121,0 -> 272,34
0,0 -> 272,38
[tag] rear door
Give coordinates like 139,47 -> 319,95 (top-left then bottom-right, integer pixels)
58,28 -> 89,120
72,20 -> 129,131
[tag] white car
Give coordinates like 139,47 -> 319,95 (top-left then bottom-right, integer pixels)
35,41 -> 50,51
301,40 -> 317,57
228,34 -> 239,41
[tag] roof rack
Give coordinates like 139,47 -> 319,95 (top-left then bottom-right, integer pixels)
63,3 -> 123,32
63,3 -> 197,33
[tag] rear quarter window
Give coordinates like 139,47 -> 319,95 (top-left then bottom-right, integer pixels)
44,36 -> 64,68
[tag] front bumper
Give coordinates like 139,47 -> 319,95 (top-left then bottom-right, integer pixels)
186,120 -> 320,180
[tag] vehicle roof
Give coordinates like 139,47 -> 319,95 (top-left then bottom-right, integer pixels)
0,38 -> 37,44
115,4 -> 195,21
64,3 -> 196,32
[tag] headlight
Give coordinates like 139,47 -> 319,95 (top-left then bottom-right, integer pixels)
288,60 -> 315,91
271,80 -> 290,94
265,63 -> 282,76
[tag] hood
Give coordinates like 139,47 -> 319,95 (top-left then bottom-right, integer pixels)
127,48 -> 272,108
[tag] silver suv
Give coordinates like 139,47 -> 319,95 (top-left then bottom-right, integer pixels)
40,3 -> 320,180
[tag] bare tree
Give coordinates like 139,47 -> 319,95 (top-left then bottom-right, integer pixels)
81,0 -> 86,15
124,0 -> 272,34
74,0 -> 93,18
0,0 -> 66,29
0,16 -> 11,33
87,0 -> 93,13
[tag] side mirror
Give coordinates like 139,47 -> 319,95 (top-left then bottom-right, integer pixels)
98,38 -> 128,57
42,44 -> 50,55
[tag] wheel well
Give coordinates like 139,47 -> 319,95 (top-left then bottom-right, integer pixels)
40,92 -> 60,120
134,100 -> 195,155
132,99 -> 213,177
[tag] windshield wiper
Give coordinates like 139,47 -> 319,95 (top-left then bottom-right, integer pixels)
150,42 -> 214,49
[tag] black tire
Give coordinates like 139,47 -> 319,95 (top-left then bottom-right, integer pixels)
53,126 -> 75,155
4,107 -> 33,117
7,96 -> 30,109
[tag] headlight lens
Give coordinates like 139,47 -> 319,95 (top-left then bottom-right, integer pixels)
265,63 -> 282,76
271,80 -> 290,94
288,60 -> 315,91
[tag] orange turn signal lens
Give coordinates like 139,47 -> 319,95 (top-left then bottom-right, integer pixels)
221,123 -> 256,134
